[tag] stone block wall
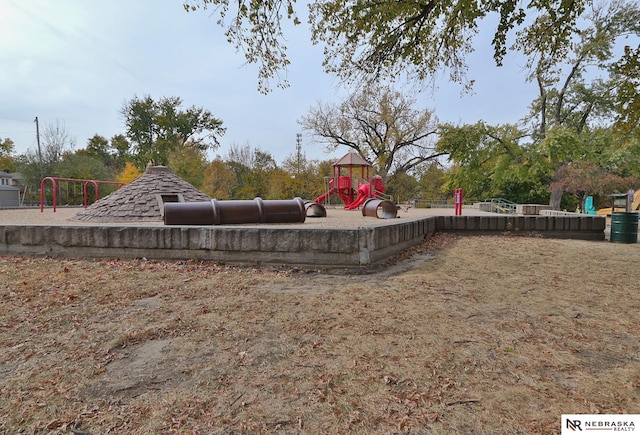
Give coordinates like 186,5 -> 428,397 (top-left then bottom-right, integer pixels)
0,214 -> 605,268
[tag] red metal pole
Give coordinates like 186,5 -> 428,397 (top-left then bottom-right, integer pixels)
40,177 -> 58,212
455,188 -> 463,216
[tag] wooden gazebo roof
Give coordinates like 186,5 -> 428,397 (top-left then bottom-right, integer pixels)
333,151 -> 371,167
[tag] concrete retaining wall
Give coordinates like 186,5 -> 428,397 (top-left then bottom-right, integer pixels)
0,218 -> 437,268
435,215 -> 605,240
516,204 -> 552,215
0,214 -> 605,268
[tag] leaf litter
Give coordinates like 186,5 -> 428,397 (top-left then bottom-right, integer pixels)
1,235 -> 639,433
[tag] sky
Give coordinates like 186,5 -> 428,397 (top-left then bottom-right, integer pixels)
0,0 -> 540,165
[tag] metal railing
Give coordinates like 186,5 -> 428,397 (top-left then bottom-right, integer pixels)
412,199 -> 457,208
484,198 -> 518,214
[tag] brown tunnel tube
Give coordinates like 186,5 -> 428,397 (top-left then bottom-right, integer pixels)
304,200 -> 327,218
164,197 -> 307,225
361,198 -> 398,219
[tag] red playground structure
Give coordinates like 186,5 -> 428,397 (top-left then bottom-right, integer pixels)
313,151 -> 385,209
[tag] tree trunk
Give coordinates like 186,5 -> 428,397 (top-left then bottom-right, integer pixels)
549,186 -> 564,210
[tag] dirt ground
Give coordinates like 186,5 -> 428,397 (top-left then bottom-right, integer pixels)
1,232 -> 640,434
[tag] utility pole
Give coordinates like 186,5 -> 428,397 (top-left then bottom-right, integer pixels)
34,116 -> 43,178
295,133 -> 302,175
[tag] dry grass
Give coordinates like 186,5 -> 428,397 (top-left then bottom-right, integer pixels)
1,234 -> 639,434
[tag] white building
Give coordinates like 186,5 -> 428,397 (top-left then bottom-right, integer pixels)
0,171 -> 21,207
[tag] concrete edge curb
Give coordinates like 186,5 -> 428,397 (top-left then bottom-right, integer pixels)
0,215 -> 607,269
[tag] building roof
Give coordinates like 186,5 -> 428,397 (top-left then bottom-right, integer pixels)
72,166 -> 211,222
333,151 -> 371,167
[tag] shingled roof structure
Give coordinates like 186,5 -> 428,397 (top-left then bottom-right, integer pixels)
72,166 -> 211,222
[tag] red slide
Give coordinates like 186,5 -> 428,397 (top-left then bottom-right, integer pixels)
344,184 -> 370,210
313,187 -> 337,204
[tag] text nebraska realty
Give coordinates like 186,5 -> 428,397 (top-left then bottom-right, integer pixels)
570,419 -> 635,431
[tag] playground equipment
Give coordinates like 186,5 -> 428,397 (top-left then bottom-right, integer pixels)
40,177 -> 126,212
345,183 -> 371,210
584,196 -> 597,215
164,197 -> 314,225
304,200 -> 327,217
597,189 -> 640,215
313,152 -> 386,210
361,198 -> 398,219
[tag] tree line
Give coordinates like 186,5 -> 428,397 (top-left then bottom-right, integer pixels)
1,85 -> 451,207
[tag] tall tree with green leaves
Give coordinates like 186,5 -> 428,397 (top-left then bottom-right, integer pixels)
436,122 -> 548,203
384,170 -> 420,204
611,45 -> 640,137
109,134 -> 132,172
225,144 -> 279,199
438,1 -> 640,208
518,0 -> 640,138
57,151 -> 111,181
121,95 -> 225,169
518,0 -> 640,207
416,162 -> 447,201
184,0 -> 587,91
75,134 -> 119,176
167,146 -> 208,189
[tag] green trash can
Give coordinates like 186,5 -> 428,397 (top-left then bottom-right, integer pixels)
610,212 -> 639,243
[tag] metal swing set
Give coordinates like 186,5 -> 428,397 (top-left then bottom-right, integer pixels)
39,177 -> 126,212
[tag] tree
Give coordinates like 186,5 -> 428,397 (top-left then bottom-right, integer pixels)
438,122 -> 640,207
167,146 -> 208,189
611,45 -> 640,136
57,151 -> 111,181
84,134 -> 110,161
202,158 -> 237,199
518,0 -> 640,208
40,119 -> 76,169
110,134 -> 131,172
243,149 -> 278,199
275,152 -> 326,200
16,120 -> 76,197
299,85 -> 442,179
385,170 -> 420,204
76,134 -> 120,175
121,95 -> 225,169
436,122 -> 548,203
438,1 -> 640,208
224,144 -> 279,199
184,0 -> 586,91
552,160 -> 636,208
415,162 -> 447,200
518,0 -> 640,139
117,162 -> 143,183
0,137 -> 16,172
